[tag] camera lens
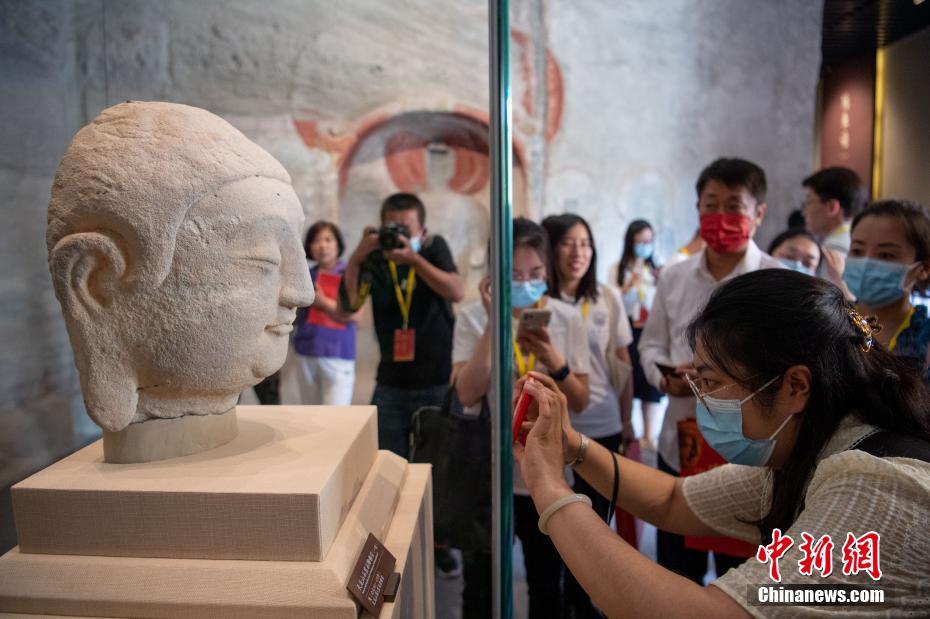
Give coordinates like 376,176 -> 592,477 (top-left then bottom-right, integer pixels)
378,223 -> 410,250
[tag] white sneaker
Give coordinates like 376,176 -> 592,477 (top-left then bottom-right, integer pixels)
435,547 -> 463,580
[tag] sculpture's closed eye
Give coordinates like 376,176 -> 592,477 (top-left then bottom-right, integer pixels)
248,256 -> 281,265
238,255 -> 281,270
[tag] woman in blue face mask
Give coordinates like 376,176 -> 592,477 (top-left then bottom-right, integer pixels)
512,269 -> 930,618
767,228 -> 822,277
453,217 -> 591,433
845,200 -> 930,382
617,219 -> 664,450
451,217 -> 590,618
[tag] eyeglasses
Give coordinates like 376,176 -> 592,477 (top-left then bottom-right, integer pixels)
686,373 -> 779,405
685,374 -> 734,406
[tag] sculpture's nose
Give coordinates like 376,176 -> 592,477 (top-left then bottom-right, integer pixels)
279,245 -> 315,309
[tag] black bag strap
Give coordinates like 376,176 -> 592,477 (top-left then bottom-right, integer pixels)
849,430 -> 930,463
441,383 -> 457,413
799,428 -> 930,517
438,381 -> 491,422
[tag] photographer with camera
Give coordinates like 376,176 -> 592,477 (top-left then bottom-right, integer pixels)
339,193 -> 464,459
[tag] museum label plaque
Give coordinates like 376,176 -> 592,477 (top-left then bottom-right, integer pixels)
347,533 -> 398,616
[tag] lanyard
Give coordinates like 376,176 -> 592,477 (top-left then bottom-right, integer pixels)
388,260 -> 416,329
513,298 -> 544,376
832,221 -> 852,238
581,299 -> 589,320
888,307 -> 916,352
635,266 -> 651,301
513,340 -> 536,377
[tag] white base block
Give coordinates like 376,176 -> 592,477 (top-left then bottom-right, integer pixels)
103,407 -> 239,464
13,405 -> 377,561
0,460 -> 434,619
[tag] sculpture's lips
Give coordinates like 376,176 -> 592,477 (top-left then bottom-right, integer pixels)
266,323 -> 294,336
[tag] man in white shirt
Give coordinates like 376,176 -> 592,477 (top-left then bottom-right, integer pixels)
801,166 -> 866,285
638,157 -> 784,583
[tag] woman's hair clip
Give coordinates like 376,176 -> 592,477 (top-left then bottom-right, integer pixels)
847,308 -> 882,352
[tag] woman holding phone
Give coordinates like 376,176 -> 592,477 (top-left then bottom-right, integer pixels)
514,270 -> 930,618
542,213 -> 635,617
453,217 -> 589,618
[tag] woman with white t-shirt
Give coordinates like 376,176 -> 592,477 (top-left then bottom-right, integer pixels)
453,217 -> 590,619
542,213 -> 635,618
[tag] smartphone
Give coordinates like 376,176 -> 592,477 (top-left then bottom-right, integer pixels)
518,308 -> 552,331
655,362 -> 678,377
512,386 -> 535,445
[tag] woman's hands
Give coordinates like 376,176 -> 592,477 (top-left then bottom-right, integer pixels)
312,286 -> 338,312
512,372 -> 578,502
516,325 -> 566,371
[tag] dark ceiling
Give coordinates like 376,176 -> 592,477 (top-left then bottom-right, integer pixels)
822,0 -> 930,73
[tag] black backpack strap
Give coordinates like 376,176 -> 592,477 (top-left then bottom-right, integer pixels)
850,430 -> 930,463
799,429 -> 930,516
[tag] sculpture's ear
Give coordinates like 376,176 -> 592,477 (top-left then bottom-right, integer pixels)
50,232 -> 137,432
80,358 -> 139,433
49,232 -> 128,317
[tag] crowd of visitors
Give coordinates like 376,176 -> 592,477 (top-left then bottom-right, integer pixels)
268,159 -> 929,618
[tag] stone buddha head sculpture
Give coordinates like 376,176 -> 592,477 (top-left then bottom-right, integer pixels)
47,101 -> 314,462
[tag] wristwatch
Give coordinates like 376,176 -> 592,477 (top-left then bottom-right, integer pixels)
549,364 -> 571,382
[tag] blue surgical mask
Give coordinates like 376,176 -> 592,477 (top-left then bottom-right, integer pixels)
512,279 -> 548,308
634,243 -> 654,260
687,375 -> 792,466
842,257 -> 914,307
778,258 -> 814,276
409,236 -> 422,253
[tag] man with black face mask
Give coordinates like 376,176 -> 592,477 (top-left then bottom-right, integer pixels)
638,157 -> 784,584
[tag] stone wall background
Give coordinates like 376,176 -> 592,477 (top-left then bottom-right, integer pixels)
0,0 -> 822,519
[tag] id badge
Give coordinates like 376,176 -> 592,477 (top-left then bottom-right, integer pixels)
393,328 -> 416,362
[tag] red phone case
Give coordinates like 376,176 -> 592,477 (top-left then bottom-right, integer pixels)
512,388 -> 534,445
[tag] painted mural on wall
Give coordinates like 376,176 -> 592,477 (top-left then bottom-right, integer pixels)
2,0 -> 821,483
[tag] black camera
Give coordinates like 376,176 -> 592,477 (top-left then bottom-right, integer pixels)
378,222 -> 410,250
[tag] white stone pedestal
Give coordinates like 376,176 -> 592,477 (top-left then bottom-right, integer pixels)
0,406 -> 434,618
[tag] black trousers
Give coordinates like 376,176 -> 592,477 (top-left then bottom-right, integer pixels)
514,494 -> 564,619
562,432 -> 622,618
656,455 -> 745,584
462,549 -> 492,619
